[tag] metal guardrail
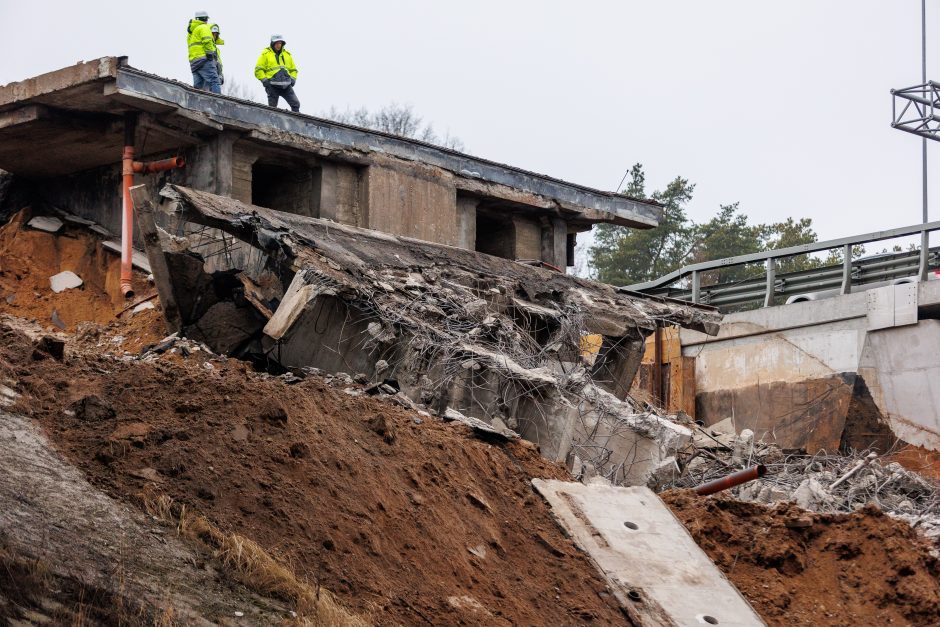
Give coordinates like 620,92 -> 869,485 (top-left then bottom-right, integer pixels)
624,220 -> 940,308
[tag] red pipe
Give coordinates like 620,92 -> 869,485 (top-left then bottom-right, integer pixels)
120,114 -> 136,298
132,157 -> 186,174
119,113 -> 184,298
694,465 -> 767,496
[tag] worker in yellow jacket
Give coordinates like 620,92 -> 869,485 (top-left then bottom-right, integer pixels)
186,11 -> 221,94
254,35 -> 300,112
210,24 -> 224,86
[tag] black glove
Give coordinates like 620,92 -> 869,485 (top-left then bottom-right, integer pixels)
206,51 -> 217,60
290,77 -> 296,87
219,74 -> 225,86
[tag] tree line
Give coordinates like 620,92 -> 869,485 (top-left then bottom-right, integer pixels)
589,163 -> 844,287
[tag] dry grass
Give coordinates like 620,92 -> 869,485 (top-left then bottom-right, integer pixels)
141,490 -> 368,626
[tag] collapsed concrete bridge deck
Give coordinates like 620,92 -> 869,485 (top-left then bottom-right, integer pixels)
133,183 -> 720,485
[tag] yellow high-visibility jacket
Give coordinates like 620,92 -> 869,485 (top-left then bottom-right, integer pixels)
186,19 -> 217,64
210,25 -> 225,77
254,47 -> 298,86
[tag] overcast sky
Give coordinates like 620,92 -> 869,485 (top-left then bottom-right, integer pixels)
1,1 -> 938,246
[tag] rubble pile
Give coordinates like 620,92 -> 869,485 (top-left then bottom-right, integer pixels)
152,184 -> 722,485
664,418 -> 940,540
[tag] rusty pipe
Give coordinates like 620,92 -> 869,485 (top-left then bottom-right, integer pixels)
120,112 -> 184,298
132,156 -> 185,174
120,113 -> 137,298
694,465 -> 767,496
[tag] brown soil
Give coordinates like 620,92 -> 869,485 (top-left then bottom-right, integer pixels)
664,490 -> 940,627
0,209 -> 165,351
886,444 -> 940,482
0,326 -> 627,625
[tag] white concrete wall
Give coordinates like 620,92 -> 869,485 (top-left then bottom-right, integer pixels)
859,321 -> 940,450
680,283 -> 940,452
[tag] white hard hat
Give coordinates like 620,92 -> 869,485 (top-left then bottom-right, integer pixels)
210,24 -> 220,33
270,34 -> 286,44
195,10 -> 209,19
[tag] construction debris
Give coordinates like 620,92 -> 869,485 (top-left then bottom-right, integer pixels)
666,422 -> 940,541
49,271 -> 83,293
534,479 -> 765,625
137,184 -> 720,484
26,215 -> 63,233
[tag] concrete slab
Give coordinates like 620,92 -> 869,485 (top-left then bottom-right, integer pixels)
49,271 -> 82,293
532,480 -> 764,627
26,216 -> 63,233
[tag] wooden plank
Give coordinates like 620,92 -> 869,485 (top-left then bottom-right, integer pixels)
130,184 -> 182,333
237,272 -> 274,319
668,356 -> 696,418
640,326 -> 680,363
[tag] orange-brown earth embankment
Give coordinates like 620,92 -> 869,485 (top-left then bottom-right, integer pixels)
0,325 -> 627,626
0,209 -> 164,350
664,490 -> 940,627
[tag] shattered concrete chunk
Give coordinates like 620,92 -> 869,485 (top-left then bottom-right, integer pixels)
444,408 -> 520,440
49,270 -> 83,293
27,216 -> 63,233
132,301 -> 156,314
793,477 -> 834,510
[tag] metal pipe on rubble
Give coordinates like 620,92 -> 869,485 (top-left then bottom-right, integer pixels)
120,113 -> 184,298
694,465 -> 767,496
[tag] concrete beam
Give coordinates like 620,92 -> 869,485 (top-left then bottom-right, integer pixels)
0,57 -> 123,109
532,480 -> 764,626
455,196 -> 478,251
129,184 -> 182,333
0,105 -> 47,130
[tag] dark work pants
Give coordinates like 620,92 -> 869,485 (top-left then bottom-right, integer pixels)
264,83 -> 300,112
191,60 -> 222,95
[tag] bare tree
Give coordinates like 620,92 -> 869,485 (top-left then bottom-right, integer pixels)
324,103 -> 466,152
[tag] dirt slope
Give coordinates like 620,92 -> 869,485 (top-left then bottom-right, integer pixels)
664,490 -> 940,626
0,325 -> 627,625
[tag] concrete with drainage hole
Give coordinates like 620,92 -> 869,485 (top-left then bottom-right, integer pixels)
532,479 -> 765,627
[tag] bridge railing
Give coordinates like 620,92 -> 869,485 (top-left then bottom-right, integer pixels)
622,221 -> 940,308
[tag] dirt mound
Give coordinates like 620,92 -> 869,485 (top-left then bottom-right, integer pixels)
886,444 -> 940,482
0,326 -> 626,625
0,209 -> 165,350
664,490 -> 940,626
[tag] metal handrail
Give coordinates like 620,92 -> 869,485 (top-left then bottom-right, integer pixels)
623,221 -> 940,306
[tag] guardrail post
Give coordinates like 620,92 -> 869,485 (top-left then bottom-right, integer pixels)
691,270 -> 700,303
841,244 -> 852,294
763,259 -> 776,307
920,230 -> 930,281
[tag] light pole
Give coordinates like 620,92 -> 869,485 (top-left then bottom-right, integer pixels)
921,0 -> 929,280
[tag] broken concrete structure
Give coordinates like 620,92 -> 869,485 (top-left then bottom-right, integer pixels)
137,184 -> 719,485
0,57 -> 662,271
682,281 -> 940,453
0,57 -> 724,485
